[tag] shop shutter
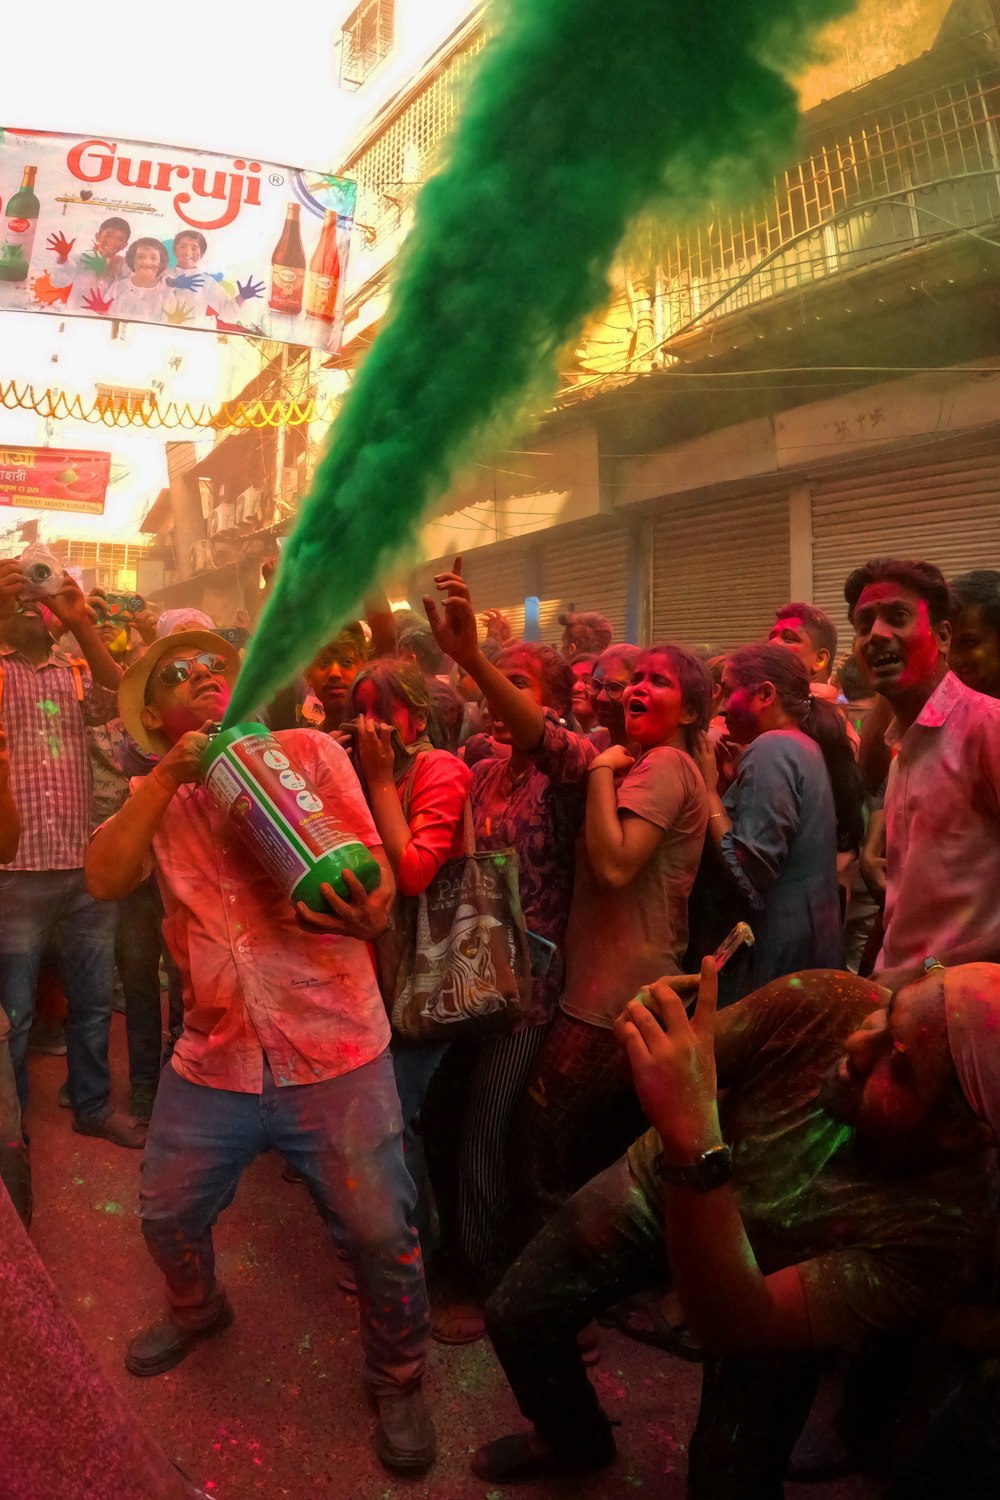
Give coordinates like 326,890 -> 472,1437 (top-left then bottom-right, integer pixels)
811,440 -> 1000,649
651,490 -> 790,650
537,524 -> 630,646
424,545 -> 529,637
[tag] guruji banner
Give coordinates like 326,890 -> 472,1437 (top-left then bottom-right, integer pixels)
0,129 -> 357,354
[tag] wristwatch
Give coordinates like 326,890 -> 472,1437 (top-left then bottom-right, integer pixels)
653,1144 -> 733,1192
922,956 -> 945,975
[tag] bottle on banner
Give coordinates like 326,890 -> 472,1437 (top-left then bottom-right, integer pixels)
0,167 -> 40,283
200,723 -> 381,912
305,210 -> 341,323
268,203 -> 306,314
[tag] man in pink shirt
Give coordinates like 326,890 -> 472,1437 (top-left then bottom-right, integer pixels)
85,632 -> 435,1475
845,557 -> 1000,991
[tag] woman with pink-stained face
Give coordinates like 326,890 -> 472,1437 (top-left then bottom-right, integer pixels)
344,659 -> 471,1207
509,643 -> 714,1235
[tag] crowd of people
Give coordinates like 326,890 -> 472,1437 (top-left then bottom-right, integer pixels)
2,545 -> 1000,1497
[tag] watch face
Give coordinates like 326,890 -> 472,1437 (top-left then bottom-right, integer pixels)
656,1145 -> 733,1191
700,1146 -> 734,1190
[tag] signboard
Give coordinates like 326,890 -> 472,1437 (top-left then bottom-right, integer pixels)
0,446 -> 110,515
0,128 -> 356,354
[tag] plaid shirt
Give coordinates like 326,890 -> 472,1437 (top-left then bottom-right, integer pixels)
0,647 -> 118,870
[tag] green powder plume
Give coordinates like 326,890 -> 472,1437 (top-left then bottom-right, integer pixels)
226,0 -> 855,724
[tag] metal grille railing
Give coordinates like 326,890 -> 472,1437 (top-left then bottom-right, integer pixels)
343,29 -> 487,244
660,69 -> 1000,339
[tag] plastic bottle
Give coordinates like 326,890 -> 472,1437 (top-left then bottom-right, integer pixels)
200,723 -> 380,912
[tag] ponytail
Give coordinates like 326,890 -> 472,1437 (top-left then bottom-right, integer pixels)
801,696 -> 865,854
728,644 -> 864,854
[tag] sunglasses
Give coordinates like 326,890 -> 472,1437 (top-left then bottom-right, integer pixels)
153,652 -> 229,690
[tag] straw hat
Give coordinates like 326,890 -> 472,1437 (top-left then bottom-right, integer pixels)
119,630 -> 241,756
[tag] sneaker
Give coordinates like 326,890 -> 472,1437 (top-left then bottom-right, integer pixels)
73,1110 -> 147,1149
130,1081 -> 158,1124
372,1387 -> 437,1474
126,1298 -> 234,1377
58,1081 -> 71,1109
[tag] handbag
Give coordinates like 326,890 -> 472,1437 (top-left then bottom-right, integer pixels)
375,770 -> 531,1043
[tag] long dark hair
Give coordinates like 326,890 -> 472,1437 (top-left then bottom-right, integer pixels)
727,645 -> 864,853
637,643 -> 713,756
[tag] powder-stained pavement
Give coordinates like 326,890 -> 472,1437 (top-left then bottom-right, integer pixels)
24,1026 -> 880,1499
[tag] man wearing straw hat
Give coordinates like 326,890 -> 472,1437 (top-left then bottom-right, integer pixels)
85,630 -> 436,1475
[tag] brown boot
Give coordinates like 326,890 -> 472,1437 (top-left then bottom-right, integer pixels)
125,1298 -> 234,1377
372,1387 -> 437,1474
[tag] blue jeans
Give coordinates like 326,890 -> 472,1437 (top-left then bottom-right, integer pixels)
391,1040 -> 449,1245
140,1050 -> 430,1396
0,869 -> 117,1123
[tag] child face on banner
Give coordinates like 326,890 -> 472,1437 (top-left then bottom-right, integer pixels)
132,244 -> 166,286
173,233 -> 208,270
95,224 -> 129,260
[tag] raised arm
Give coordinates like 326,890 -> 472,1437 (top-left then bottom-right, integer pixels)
423,557 -> 546,753
49,574 -> 121,693
86,728 -> 210,899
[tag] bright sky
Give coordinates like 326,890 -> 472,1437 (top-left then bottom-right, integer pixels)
1,0 -> 469,549
4,2 -> 358,169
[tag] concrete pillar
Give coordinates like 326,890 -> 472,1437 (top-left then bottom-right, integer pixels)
788,485 -> 813,602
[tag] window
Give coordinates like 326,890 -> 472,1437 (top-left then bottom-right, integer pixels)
343,30 -> 487,242
339,0 -> 395,90
94,383 -> 155,420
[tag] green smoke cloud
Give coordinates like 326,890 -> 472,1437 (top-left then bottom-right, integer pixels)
226,0 -> 854,724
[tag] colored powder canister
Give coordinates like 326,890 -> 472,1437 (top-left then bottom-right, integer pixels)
200,723 -> 380,912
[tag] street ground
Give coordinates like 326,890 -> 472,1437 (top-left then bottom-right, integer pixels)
24,1022 -> 880,1499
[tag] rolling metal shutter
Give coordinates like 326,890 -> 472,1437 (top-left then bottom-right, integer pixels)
433,546 -> 529,637
651,490 -> 790,650
811,440 -> 1000,649
537,525 -> 630,646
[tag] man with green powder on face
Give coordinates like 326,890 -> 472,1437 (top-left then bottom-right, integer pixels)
474,960 -> 999,1497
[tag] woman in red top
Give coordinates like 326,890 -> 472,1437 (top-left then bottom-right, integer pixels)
347,660 -> 471,1132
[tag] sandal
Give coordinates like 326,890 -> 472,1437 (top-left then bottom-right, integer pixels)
611,1293 -> 703,1361
431,1301 -> 485,1345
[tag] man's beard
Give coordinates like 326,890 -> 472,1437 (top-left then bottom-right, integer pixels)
816,1061 -> 862,1127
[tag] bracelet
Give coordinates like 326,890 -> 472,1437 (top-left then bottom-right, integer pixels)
708,811 -> 727,821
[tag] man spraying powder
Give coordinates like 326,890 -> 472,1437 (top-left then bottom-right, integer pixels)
85,631 -> 436,1475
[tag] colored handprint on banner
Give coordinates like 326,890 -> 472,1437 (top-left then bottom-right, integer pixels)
46,232 -> 75,264
165,299 -> 196,326
237,276 -> 264,303
166,272 -> 204,292
81,286 -> 114,315
32,273 -> 72,307
80,252 -> 110,275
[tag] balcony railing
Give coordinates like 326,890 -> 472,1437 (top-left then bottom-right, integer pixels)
660,69 -> 1000,340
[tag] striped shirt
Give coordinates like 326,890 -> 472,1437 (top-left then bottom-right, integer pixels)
0,647 -> 118,871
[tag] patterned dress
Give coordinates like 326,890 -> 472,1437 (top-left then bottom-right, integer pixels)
469,713 -> 595,1027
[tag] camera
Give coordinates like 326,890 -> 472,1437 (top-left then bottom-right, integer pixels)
19,545 -> 64,600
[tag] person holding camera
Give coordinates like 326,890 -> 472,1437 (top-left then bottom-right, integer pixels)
0,555 -> 144,1148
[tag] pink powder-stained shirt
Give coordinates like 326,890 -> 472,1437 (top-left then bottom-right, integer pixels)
0,646 -> 118,871
880,672 -> 1000,969
395,750 -> 472,896
130,729 -> 390,1094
